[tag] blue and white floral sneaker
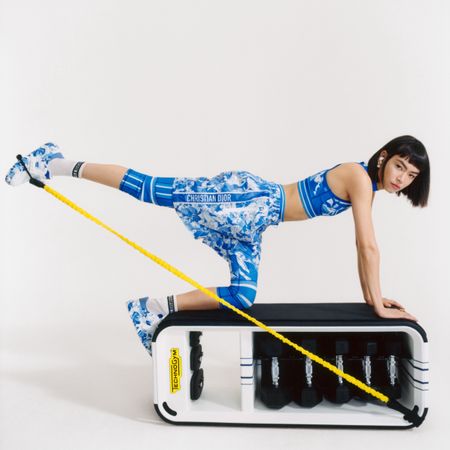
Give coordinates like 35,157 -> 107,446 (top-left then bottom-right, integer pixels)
126,297 -> 166,356
4,142 -> 64,186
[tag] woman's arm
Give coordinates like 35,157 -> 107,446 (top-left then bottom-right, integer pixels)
357,244 -> 409,313
357,244 -> 383,311
357,248 -> 373,305
347,166 -> 417,321
358,239 -> 417,320
357,191 -> 375,305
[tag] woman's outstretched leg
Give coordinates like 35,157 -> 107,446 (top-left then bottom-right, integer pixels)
81,163 -> 128,189
82,163 -> 177,210
4,142 -> 127,189
4,142 -> 174,208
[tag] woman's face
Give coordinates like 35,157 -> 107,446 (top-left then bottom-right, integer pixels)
381,154 -> 420,193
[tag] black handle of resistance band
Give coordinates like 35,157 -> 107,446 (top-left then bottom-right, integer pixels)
386,398 -> 428,427
16,154 -> 46,188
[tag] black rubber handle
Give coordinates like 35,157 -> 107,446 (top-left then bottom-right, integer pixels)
16,154 -> 45,189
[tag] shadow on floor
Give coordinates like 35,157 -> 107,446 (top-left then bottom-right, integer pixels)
1,357 -> 170,425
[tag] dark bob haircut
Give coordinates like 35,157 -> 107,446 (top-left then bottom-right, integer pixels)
367,135 -> 430,207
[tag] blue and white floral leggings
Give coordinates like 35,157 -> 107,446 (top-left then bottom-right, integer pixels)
119,169 -> 286,310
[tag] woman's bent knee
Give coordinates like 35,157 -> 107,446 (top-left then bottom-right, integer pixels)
216,285 -> 257,310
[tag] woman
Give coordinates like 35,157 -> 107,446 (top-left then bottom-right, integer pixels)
5,135 -> 430,355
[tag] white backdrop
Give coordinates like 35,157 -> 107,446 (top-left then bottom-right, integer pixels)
1,1 -> 449,449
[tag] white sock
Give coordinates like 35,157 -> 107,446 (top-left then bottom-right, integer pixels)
48,159 -> 86,178
146,295 -> 178,317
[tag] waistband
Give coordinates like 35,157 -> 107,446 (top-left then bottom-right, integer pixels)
297,179 -> 315,218
276,183 -> 286,223
172,190 -> 272,204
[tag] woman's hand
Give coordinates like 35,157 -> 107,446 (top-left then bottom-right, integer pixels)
365,297 -> 405,309
375,305 -> 418,322
381,297 -> 406,311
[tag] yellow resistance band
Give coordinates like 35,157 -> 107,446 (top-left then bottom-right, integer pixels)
42,183 -> 388,404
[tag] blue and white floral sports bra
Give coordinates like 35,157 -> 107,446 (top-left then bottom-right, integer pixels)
297,161 -> 378,218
